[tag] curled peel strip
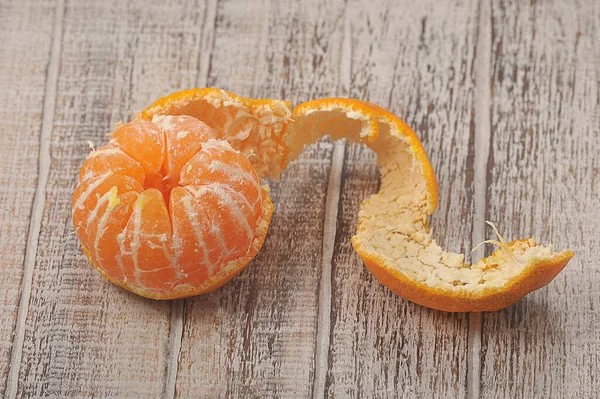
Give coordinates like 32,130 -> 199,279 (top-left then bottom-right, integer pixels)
142,89 -> 574,312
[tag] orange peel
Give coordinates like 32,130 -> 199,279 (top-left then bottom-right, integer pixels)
109,88 -> 573,311
290,98 -> 573,312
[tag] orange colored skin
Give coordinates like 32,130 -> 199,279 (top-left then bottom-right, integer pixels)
291,97 -> 573,312
291,98 -> 439,214
139,88 -> 291,122
355,239 -> 574,312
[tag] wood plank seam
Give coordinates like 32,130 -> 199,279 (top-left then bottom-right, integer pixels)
468,0 -> 492,397
195,0 -> 219,88
164,1 -> 219,398
313,142 -> 345,399
4,0 -> 66,397
165,300 -> 185,399
313,5 -> 350,399
252,0 -> 272,96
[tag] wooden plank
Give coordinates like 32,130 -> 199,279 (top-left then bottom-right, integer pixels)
468,0 -> 493,396
13,1 -> 215,397
327,1 -> 480,397
480,0 -> 600,397
174,0 -> 347,397
0,0 -> 57,395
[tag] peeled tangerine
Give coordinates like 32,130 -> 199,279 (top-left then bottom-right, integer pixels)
74,88 -> 574,311
72,115 -> 273,299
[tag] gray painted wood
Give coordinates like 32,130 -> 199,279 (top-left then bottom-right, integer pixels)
2,0 -> 596,397
326,1 -> 480,397
0,0 -> 57,396
175,0 -> 347,397
480,0 -> 600,397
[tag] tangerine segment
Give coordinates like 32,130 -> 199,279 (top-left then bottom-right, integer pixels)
86,191 -> 139,282
170,187 -> 222,287
72,173 -> 143,248
169,183 -> 257,288
185,184 -> 256,258
119,188 -> 177,292
111,121 -> 166,176
180,139 -> 262,218
79,146 -> 145,185
73,116 -> 272,299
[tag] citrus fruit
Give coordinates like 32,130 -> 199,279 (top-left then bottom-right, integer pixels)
139,89 -> 573,311
72,115 -> 273,299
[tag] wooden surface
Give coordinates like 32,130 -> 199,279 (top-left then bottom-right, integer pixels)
481,1 -> 600,397
0,0 -> 598,398
0,1 -> 58,396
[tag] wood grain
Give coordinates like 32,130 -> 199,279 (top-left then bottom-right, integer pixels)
12,1 -> 214,397
174,0 -> 347,397
480,0 -> 600,397
0,0 -> 57,396
3,0 -> 598,396
326,1 -> 480,397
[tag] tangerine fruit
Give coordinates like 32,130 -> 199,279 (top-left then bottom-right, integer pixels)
72,115 -> 273,299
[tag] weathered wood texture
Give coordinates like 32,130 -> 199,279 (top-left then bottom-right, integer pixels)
175,0 -> 347,397
324,1 -> 479,397
11,1 -> 215,397
0,0 -> 57,396
3,0 -> 598,397
480,0 -> 600,397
